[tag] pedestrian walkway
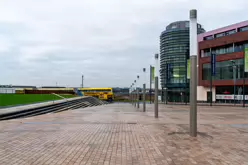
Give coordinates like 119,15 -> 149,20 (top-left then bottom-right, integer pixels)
0,104 -> 248,165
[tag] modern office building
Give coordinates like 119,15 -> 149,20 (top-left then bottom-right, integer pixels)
197,20 -> 248,102
160,21 -> 205,102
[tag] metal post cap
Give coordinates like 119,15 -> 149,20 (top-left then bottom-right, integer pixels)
155,54 -> 159,59
190,9 -> 197,19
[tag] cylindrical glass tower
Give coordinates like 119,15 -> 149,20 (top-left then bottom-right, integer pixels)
160,21 -> 205,102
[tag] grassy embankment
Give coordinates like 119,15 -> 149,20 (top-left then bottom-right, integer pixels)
0,94 -> 76,107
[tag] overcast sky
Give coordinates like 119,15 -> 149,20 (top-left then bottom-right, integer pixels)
0,0 -> 247,87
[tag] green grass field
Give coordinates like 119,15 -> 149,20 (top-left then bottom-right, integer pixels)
0,94 -> 76,107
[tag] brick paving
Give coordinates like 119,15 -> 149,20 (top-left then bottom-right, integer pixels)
0,103 -> 248,165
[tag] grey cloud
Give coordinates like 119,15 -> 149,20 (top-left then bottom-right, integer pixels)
0,0 -> 247,87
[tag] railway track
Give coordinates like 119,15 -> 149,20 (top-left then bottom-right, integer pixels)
0,97 -> 108,121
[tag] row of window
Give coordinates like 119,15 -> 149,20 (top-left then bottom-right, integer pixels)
201,42 -> 248,57
202,59 -> 248,80
161,40 -> 190,45
161,49 -> 187,53
160,59 -> 186,63
203,25 -> 248,41
160,44 -> 188,49
166,78 -> 187,84
161,47 -> 188,52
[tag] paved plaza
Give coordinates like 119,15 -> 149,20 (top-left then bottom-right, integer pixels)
0,103 -> 248,165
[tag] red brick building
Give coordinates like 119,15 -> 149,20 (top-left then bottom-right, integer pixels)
197,20 -> 248,102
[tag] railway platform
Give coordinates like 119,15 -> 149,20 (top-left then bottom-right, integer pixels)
0,103 -> 248,165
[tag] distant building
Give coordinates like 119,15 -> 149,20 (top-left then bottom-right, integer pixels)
160,21 -> 205,102
112,87 -> 129,95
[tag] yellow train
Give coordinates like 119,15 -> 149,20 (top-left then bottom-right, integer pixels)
79,88 -> 113,102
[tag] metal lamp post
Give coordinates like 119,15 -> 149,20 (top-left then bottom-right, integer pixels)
143,68 -> 146,112
243,57 -> 246,107
154,54 -> 159,118
137,75 -> 140,108
189,9 -> 198,137
134,80 -> 136,107
132,83 -> 134,105
130,85 -> 132,103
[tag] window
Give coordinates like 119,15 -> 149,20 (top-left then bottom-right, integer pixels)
225,29 -> 236,35
202,63 -> 210,80
202,59 -> 245,81
202,48 -> 211,57
244,43 -> 248,48
204,35 -> 214,40
185,22 -> 189,27
211,44 -> 234,55
235,42 -> 248,51
238,26 -> 248,32
215,32 -> 225,38
171,24 -> 177,29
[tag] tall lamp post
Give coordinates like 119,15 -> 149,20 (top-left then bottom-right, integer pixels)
134,80 -> 136,107
150,65 -> 152,104
154,54 -> 159,118
132,83 -> 134,105
137,75 -> 140,108
130,85 -> 132,103
189,9 -> 198,137
143,68 -> 146,112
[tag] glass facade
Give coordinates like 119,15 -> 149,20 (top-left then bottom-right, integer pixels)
160,21 -> 205,102
160,21 -> 205,89
202,59 -> 248,81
